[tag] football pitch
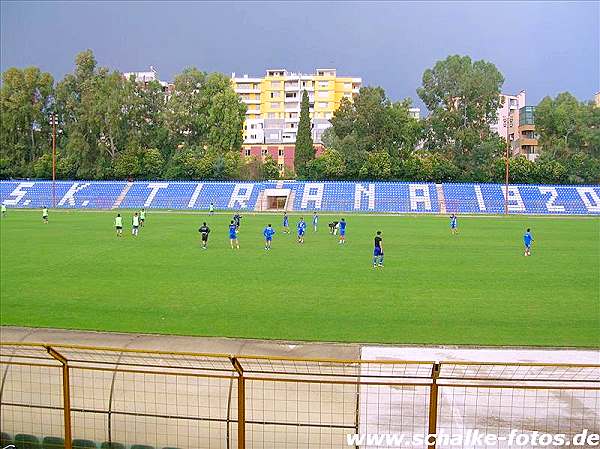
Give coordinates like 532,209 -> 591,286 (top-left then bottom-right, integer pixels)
0,209 -> 598,347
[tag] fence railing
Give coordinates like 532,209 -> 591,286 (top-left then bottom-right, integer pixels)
1,343 -> 599,449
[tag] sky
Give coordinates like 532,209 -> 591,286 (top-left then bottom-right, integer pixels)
1,1 -> 598,111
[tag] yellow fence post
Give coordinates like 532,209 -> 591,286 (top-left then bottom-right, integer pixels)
46,345 -> 72,449
230,357 -> 245,449
428,363 -> 440,449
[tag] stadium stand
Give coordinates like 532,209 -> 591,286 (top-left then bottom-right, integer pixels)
1,180 -> 599,215
2,432 -> 169,449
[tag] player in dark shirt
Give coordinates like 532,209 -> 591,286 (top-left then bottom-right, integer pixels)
233,213 -> 242,231
198,222 -> 210,250
328,221 -> 339,235
373,231 -> 384,268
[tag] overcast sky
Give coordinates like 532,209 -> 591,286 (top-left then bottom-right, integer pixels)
1,1 -> 598,111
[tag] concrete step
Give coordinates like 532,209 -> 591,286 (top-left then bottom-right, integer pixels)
436,183 -> 447,214
112,182 -> 133,209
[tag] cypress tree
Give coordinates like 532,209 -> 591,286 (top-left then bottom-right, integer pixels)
294,90 -> 315,177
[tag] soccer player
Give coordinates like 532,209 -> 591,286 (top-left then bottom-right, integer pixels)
42,206 -> 49,224
233,213 -> 242,231
140,208 -> 146,227
263,224 -> 275,250
373,231 -> 384,268
209,203 -> 215,215
198,222 -> 210,249
313,212 -> 318,232
229,220 -> 240,249
450,214 -> 458,235
132,212 -> 140,237
523,228 -> 534,256
1,204 -> 6,217
283,212 -> 289,233
338,218 -> 347,244
328,220 -> 339,235
115,213 -> 123,237
297,217 -> 306,244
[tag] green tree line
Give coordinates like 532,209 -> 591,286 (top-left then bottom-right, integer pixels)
1,51 -> 598,183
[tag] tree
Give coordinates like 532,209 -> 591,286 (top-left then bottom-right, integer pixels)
163,68 -> 206,147
326,87 -> 421,179
0,66 -> 54,176
294,90 -> 315,177
262,156 -> 280,179
535,92 -> 600,160
329,87 -> 421,160
359,150 -> 392,180
54,50 -> 108,178
203,85 -> 246,152
306,148 -> 346,180
163,70 -> 246,153
113,147 -> 164,179
418,55 -> 504,164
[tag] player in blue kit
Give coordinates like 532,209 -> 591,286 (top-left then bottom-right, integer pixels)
450,214 -> 458,235
283,212 -> 289,233
313,212 -> 318,232
523,228 -> 534,256
373,231 -> 384,268
263,224 -> 275,250
338,218 -> 347,244
297,217 -> 306,244
229,220 -> 239,249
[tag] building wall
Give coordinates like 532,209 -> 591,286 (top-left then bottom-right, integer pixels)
233,69 -> 361,145
242,144 -> 325,174
595,92 -> 600,107
491,91 -> 526,140
512,106 -> 539,161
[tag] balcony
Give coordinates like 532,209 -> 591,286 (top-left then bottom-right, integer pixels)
235,87 -> 261,94
284,96 -> 299,102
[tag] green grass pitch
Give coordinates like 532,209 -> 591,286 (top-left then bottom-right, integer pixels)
0,209 -> 598,347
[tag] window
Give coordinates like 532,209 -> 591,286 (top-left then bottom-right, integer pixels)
278,163 -> 284,171
250,124 -> 256,129
271,81 -> 281,88
278,149 -> 284,156
317,90 -> 329,98
244,149 -> 251,156
318,102 -> 328,108
344,83 -> 351,89
318,81 -> 329,88
268,113 -> 276,119
285,92 -> 297,98
270,91 -> 280,98
270,102 -> 280,109
250,134 -> 257,139
261,148 -> 268,156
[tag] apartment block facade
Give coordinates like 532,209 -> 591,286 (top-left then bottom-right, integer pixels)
491,91 -> 539,161
232,69 -> 362,145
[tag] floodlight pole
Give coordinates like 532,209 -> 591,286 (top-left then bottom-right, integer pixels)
52,112 -> 57,208
504,113 -> 510,215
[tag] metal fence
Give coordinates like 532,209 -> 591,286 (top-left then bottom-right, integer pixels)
1,343 -> 598,449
